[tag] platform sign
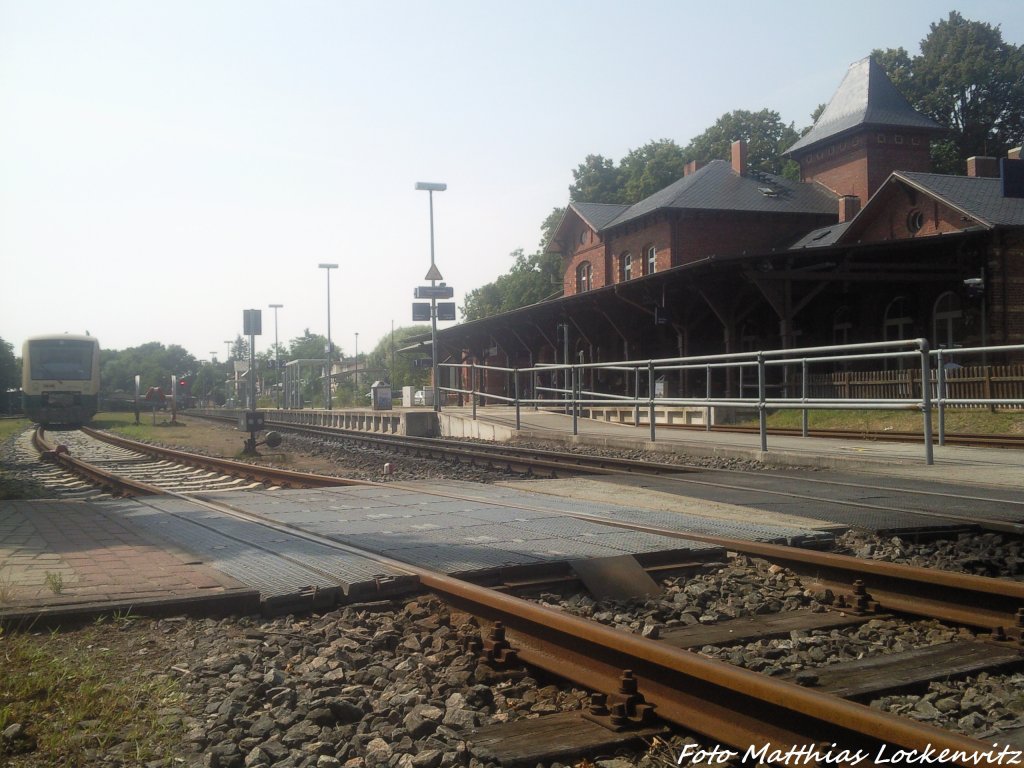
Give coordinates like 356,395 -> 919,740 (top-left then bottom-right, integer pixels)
412,302 -> 431,321
414,285 -> 454,300
243,309 -> 262,336
437,302 -> 456,321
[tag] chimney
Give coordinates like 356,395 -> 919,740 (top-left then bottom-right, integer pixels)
838,195 -> 861,223
1002,155 -> 1024,198
966,156 -> 1000,178
731,139 -> 747,176
1009,147 -> 1022,160
684,160 -> 706,177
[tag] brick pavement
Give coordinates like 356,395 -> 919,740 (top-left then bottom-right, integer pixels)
0,498 -> 248,614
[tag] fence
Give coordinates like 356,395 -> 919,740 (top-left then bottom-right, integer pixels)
437,340 -> 1024,466
808,365 -> 1024,405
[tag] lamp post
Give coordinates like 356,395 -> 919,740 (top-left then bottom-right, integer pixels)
269,303 -> 283,409
318,263 -> 338,410
415,181 -> 446,412
223,340 -> 233,405
354,332 -> 359,394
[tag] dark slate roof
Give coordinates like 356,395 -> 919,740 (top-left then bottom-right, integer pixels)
785,57 -> 944,156
789,221 -> 852,249
603,160 -> 837,230
570,201 -> 630,231
895,171 -> 1024,227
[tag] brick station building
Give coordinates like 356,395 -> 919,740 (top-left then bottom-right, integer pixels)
433,57 -> 1024,400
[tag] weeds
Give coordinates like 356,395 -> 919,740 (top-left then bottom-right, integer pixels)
0,621 -> 186,764
43,571 -> 64,595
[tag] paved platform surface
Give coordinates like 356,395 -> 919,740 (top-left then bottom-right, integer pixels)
443,406 -> 1024,488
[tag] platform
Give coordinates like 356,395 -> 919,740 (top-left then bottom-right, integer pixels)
439,406 -> 1024,488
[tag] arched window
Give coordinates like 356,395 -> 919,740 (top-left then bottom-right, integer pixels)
883,296 -> 912,342
932,291 -> 963,350
576,261 -> 592,293
832,306 -> 852,346
621,252 -> 632,281
884,296 -> 913,369
645,245 -> 657,275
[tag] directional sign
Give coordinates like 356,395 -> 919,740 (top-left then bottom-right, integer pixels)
412,302 -> 431,321
436,302 -> 456,321
414,285 -> 454,300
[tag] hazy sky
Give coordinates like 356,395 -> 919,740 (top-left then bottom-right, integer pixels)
2,1 -> 1021,363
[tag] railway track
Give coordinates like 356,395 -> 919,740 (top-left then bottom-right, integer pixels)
32,426 -> 360,496
195,412 -> 1024,536
17,423 -> 1024,762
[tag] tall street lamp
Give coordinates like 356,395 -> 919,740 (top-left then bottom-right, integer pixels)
318,263 -> 338,410
354,332 -> 359,394
415,181 -> 446,412
269,303 -> 283,409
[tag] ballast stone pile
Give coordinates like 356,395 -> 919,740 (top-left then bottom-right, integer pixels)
165,596 -> 680,768
836,530 -> 1024,579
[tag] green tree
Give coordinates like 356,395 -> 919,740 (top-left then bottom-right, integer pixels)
99,342 -> 198,395
683,109 -> 801,178
461,249 -> 562,322
874,11 -> 1024,173
0,338 -> 19,411
568,154 -> 625,204
365,325 -> 432,392
620,139 -> 688,202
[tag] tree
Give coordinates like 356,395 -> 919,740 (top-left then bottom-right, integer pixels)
619,139 -> 688,202
0,338 -> 19,412
98,342 -> 198,394
683,109 -> 801,178
568,154 -> 625,204
874,11 -> 1024,173
461,249 -> 562,322
365,325 -> 432,392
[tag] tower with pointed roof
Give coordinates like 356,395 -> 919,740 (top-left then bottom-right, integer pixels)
784,57 -> 945,206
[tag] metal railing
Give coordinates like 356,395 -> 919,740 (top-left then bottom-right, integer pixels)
437,339 -> 1024,465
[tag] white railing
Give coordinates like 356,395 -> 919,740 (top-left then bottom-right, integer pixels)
438,340 -> 1024,465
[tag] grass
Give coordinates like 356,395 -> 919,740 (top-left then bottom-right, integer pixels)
0,621 -> 186,765
733,408 -> 1024,435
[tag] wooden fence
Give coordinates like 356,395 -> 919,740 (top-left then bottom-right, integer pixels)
806,365 -> 1024,407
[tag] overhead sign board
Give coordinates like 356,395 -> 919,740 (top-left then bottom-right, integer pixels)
243,309 -> 262,336
414,285 -> 454,300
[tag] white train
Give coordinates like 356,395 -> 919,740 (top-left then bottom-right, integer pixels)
21,334 -> 101,426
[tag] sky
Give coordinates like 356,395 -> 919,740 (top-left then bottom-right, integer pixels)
2,0 -> 1022,365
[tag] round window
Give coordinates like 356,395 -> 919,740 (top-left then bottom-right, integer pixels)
906,210 -> 924,233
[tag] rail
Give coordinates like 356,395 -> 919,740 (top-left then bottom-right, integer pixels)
439,340 -> 1024,466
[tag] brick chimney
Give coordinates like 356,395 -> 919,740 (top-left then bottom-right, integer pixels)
684,160 -> 706,177
967,156 -> 1000,178
838,195 -> 861,223
731,139 -> 747,176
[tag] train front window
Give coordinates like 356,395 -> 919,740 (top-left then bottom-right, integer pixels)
28,340 -> 94,381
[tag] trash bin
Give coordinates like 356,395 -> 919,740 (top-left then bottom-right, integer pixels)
371,381 -> 392,411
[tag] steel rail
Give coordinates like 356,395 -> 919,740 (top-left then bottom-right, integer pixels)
80,426 -> 359,489
34,427 -> 165,497
371,479 -> 1024,634
96,477 -> 1005,767
226,415 -> 1024,534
